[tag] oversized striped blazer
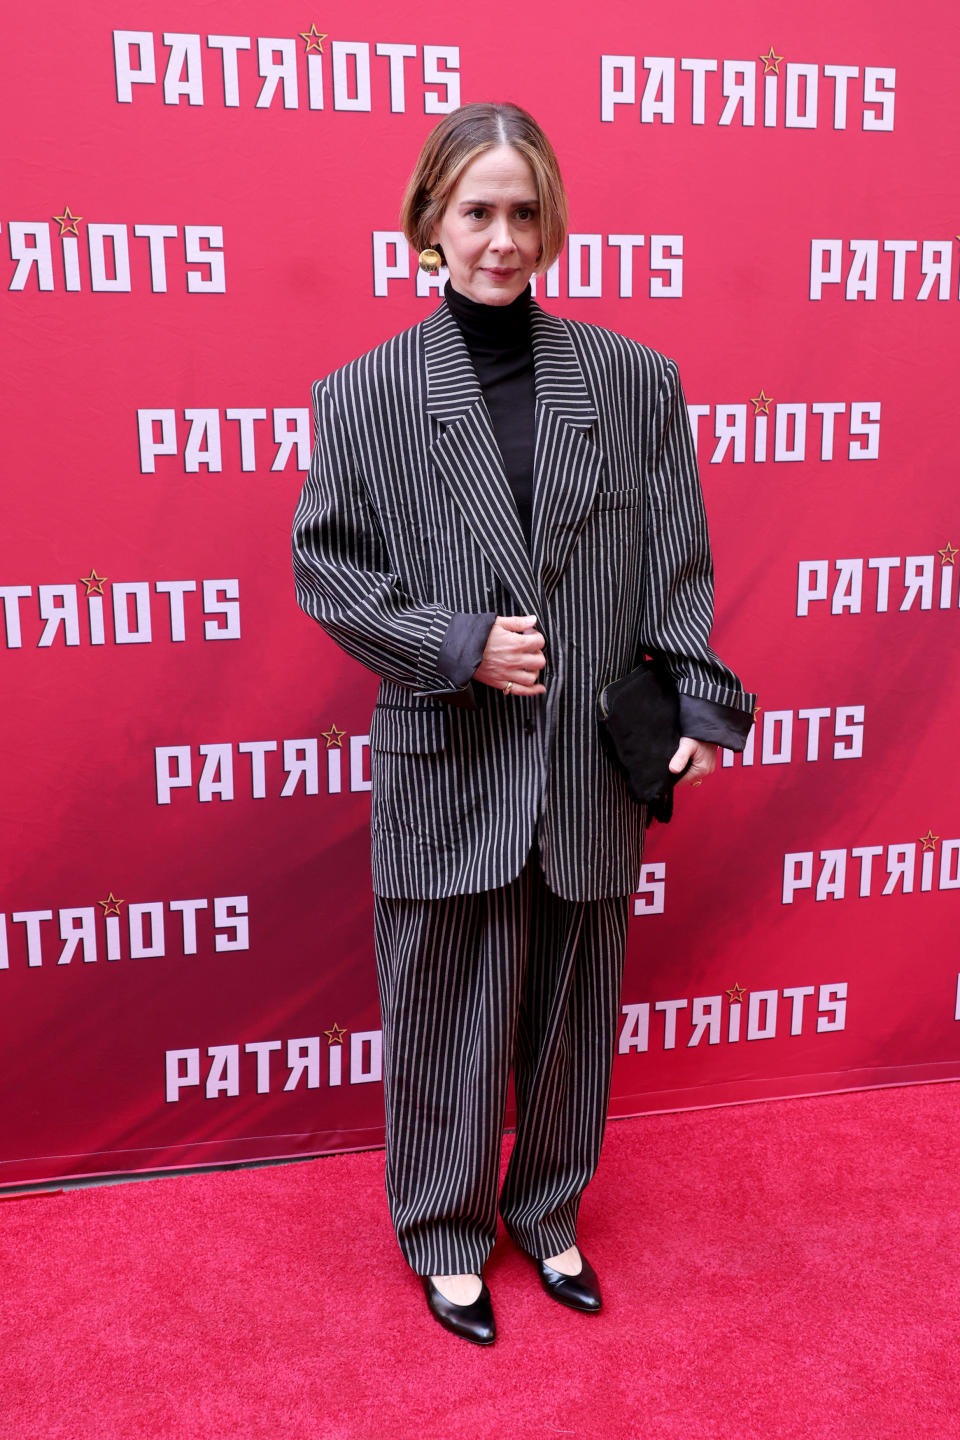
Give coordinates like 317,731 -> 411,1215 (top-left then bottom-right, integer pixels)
292,299 -> 756,901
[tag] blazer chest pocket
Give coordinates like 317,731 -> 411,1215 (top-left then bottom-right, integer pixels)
369,706 -> 448,754
592,486 -> 644,511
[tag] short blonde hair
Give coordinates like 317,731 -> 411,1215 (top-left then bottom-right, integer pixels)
400,102 -> 568,273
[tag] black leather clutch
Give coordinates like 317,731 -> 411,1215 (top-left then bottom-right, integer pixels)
597,658 -> 688,824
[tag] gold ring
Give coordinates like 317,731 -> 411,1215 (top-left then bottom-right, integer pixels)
692,779 -> 702,788
504,682 -> 513,695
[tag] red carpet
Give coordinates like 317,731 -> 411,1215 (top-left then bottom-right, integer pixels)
3,1084 -> 959,1439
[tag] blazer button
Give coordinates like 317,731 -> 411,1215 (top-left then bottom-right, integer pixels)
524,718 -> 536,736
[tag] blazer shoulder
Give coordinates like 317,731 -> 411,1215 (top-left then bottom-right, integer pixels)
311,316 -> 429,409
557,315 -> 676,386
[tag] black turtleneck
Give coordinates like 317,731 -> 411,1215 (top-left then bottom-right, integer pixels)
444,281 -> 537,547
434,282 -> 537,692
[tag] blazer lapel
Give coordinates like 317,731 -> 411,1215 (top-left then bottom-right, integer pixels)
424,304 -> 542,615
529,307 -> 603,600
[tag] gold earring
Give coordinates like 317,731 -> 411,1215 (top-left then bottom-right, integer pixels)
418,247 -> 443,273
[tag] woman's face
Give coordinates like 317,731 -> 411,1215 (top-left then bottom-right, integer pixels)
430,144 -> 542,306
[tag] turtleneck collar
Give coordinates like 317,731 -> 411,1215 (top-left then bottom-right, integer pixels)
444,280 -> 532,352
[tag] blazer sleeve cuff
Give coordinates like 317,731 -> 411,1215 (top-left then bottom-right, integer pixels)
436,612 -> 496,688
412,607 -> 490,705
678,694 -> 756,752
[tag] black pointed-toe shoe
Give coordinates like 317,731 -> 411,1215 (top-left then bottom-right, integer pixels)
536,1252 -> 602,1313
421,1276 -> 496,1345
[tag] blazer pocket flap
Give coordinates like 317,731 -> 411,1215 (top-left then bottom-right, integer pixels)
369,706 -> 448,754
592,487 -> 644,510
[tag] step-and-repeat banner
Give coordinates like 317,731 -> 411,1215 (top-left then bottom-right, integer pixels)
2,3 -> 958,1186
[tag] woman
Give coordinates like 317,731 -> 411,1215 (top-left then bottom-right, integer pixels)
293,102 -> 754,1346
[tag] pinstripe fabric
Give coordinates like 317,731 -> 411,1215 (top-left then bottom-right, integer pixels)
292,302 -> 755,1275
292,300 -> 756,902
374,848 -> 629,1274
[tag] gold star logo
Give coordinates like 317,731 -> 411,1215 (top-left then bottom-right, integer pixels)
79,568 -> 107,596
299,24 -> 327,53
321,723 -> 345,749
53,205 -> 82,238
726,983 -> 746,1004
753,705 -> 762,725
750,389 -> 773,416
98,892 -> 124,916
919,830 -> 939,852
938,542 -> 957,565
324,1022 -> 347,1045
759,46 -> 784,76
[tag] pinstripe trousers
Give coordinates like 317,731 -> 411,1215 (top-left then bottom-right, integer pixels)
373,846 -> 630,1276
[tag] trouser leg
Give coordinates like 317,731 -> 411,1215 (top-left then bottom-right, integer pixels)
498,856 -> 630,1258
373,873 -> 530,1276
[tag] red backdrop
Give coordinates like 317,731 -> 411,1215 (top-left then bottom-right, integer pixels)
2,2 -> 958,1186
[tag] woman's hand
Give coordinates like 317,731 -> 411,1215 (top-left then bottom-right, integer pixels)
669,737 -> 718,787
473,615 -> 547,696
